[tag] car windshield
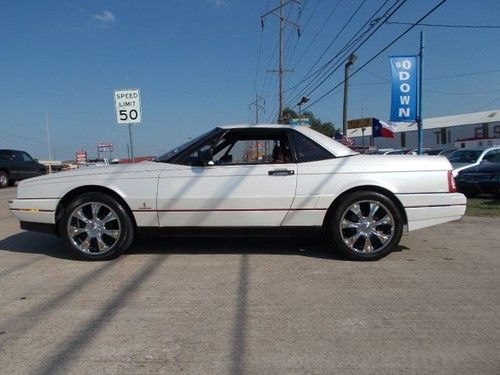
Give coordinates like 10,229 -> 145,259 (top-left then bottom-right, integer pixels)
156,128 -> 219,162
448,149 -> 483,163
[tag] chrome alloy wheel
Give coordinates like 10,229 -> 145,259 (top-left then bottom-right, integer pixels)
67,202 -> 121,254
339,200 -> 395,254
0,174 -> 8,187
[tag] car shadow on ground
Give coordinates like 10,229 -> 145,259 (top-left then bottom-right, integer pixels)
0,232 -> 411,261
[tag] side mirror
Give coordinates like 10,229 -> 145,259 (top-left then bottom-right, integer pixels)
198,149 -> 214,166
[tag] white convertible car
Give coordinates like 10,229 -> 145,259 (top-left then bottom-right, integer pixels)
9,125 -> 466,261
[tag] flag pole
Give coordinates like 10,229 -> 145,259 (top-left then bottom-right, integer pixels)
417,31 -> 424,155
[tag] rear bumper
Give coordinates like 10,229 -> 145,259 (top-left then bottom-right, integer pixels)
396,193 -> 466,231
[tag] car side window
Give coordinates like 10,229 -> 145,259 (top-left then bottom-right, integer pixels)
13,151 -> 26,162
483,149 -> 500,161
289,130 -> 333,162
178,129 -> 293,166
0,151 -> 12,161
21,152 -> 34,163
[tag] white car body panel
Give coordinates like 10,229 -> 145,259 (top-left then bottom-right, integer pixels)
9,124 -> 466,235
156,163 -> 297,227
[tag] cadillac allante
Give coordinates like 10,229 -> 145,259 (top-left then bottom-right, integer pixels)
9,125 -> 466,261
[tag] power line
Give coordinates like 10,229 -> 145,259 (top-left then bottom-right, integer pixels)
286,0 -> 314,63
261,0 -> 301,122
249,95 -> 265,123
301,0 -> 450,111
386,21 -> 500,29
288,0 -> 407,107
259,0 -> 295,115
426,88 -> 500,96
252,23 -> 265,96
475,96 -> 500,112
291,0 -> 344,69
427,68 -> 500,80
286,0 -> 369,101
352,68 -> 500,86
286,0 -> 399,107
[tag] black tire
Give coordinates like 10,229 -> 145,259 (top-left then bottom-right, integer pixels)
58,192 -> 134,261
0,171 -> 8,189
324,191 -> 404,261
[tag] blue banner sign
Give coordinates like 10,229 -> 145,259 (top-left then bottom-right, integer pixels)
390,56 -> 417,122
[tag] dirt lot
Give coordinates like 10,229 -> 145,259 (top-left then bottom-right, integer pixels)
0,187 -> 499,374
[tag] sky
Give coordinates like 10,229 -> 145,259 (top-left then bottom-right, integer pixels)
1,0 -> 499,160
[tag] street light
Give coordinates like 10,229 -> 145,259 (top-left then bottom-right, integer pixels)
342,53 -> 357,136
297,96 -> 310,126
297,96 -> 310,116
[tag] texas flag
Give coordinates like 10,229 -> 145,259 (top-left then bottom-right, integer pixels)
372,118 -> 397,138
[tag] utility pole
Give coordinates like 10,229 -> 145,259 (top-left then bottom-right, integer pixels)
261,0 -> 301,124
128,124 -> 135,163
417,31 -> 425,155
249,95 -> 265,124
45,110 -> 52,160
342,53 -> 357,136
45,110 -> 52,174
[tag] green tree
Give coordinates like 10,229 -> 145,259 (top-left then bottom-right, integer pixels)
281,107 -> 336,137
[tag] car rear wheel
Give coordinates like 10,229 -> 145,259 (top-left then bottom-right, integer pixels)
59,192 -> 134,260
0,171 -> 8,189
325,191 -> 403,261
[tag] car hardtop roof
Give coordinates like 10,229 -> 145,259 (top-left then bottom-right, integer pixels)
216,123 -> 358,157
217,123 -> 296,130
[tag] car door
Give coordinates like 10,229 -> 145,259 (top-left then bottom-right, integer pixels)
19,151 -> 40,178
4,151 -> 24,180
11,151 -> 35,180
156,128 -> 297,227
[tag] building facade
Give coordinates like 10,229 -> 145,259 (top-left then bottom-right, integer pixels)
347,110 -> 500,150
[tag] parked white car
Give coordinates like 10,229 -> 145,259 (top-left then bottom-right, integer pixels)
9,124 -> 466,261
448,146 -> 500,176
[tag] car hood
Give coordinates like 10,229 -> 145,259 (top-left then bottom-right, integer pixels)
18,161 -> 165,185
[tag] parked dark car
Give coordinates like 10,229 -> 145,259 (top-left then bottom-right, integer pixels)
424,147 -> 458,157
455,153 -> 500,197
0,149 -> 46,188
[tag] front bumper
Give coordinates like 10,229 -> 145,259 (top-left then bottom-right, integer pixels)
9,198 -> 59,224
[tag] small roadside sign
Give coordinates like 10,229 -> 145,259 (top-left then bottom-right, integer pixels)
75,150 -> 87,164
98,143 -> 114,152
348,118 -> 373,130
114,89 -> 142,124
289,117 -> 310,126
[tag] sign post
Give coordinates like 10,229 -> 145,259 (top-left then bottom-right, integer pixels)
114,89 -> 142,163
417,31 -> 425,155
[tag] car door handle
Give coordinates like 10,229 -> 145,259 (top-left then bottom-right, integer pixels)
268,169 -> 295,176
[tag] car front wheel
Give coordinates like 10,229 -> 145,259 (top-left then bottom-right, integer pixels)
59,192 -> 134,260
325,191 -> 404,261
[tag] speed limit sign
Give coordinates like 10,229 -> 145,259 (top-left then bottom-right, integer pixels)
114,89 -> 142,124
